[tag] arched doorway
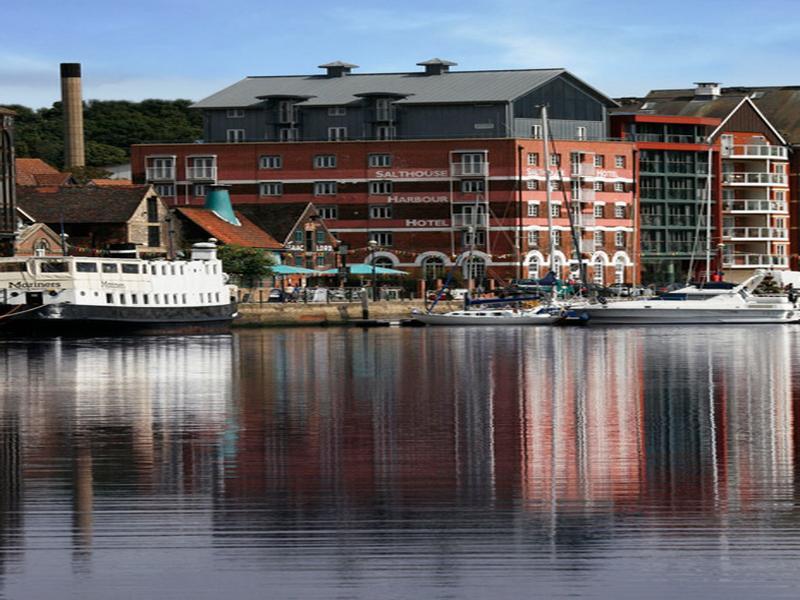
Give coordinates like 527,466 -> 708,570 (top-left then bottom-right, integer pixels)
614,257 -> 626,284
422,255 -> 446,282
463,256 -> 486,285
593,257 -> 605,285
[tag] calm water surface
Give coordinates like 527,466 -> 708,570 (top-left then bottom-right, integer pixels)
1,326 -> 799,599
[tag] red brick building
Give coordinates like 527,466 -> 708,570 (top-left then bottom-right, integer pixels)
132,138 -> 637,286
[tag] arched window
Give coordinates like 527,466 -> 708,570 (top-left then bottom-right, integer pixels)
422,256 -> 445,281
551,255 -> 564,279
614,257 -> 626,284
593,257 -> 605,285
528,256 -> 540,279
372,256 -> 394,269
463,256 -> 486,284
35,239 -> 50,254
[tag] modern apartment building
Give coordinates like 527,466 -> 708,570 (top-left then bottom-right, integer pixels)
132,61 -> 637,285
0,107 -> 15,257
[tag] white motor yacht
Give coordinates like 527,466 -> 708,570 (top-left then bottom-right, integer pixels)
410,307 -> 562,326
583,273 -> 800,325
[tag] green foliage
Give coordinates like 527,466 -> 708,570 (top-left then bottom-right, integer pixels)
69,165 -> 114,185
217,245 -> 276,288
9,99 -> 202,169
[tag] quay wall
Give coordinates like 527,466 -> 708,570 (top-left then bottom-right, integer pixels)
235,300 -> 462,327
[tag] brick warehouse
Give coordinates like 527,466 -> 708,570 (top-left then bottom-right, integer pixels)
132,60 -> 638,286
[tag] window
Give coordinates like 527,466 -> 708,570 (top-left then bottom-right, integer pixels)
122,264 -> 139,274
552,230 -> 561,247
106,293 -> 113,304
615,231 -> 626,248
146,197 -> 159,223
532,124 -> 542,139
131,294 -> 138,304
155,184 -> 175,197
594,155 -> 605,167
227,109 -> 245,118
594,204 -> 604,218
259,182 -> 283,196
102,263 -> 118,273
194,184 -> 207,197
527,203 -> 539,217
147,157 -> 174,180
457,153 -> 487,175
463,229 -> 486,247
148,226 -> 161,248
314,181 -> 337,195
119,294 -> 126,305
461,179 -> 485,193
371,232 -> 392,246
615,155 -> 626,168
278,101 -> 295,123
422,256 -> 446,281
527,152 -> 539,166
614,182 -> 625,192
314,154 -> 336,168
226,129 -> 245,142
593,258 -> 605,285
370,206 -> 392,219
549,179 -> 561,192
593,230 -> 604,248
316,255 -> 326,267
527,230 -> 540,246
369,154 -> 391,168
279,128 -> 298,142
259,155 -> 282,169
328,127 -> 347,141
328,107 -> 347,116
550,153 -> 561,167
614,205 -> 625,219
369,180 -> 392,195
143,294 -> 149,305
40,261 -> 68,273
76,262 -> 97,273
376,126 -> 395,140
550,204 -> 560,218
315,230 -> 325,244
317,206 -> 338,220
294,230 -> 304,243
593,181 -> 604,192
576,126 -> 587,140
526,180 -> 539,190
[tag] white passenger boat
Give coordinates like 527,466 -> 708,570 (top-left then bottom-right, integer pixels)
410,307 -> 562,326
0,242 -> 238,335
583,273 -> 800,325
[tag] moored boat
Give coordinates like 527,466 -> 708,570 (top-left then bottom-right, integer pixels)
0,241 -> 238,335
410,307 -> 562,326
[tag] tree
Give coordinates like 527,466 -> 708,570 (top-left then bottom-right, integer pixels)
217,245 -> 276,288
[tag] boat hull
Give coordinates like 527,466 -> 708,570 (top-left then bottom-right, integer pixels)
411,312 -> 560,326
583,306 -> 800,325
0,302 -> 237,336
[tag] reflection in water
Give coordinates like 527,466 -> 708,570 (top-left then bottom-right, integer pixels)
0,327 -> 798,598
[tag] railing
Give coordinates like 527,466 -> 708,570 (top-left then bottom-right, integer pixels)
574,189 -> 595,203
722,227 -> 788,240
722,199 -> 787,213
640,162 -> 710,174
642,241 -> 699,254
450,162 -> 489,177
722,254 -> 789,268
724,145 -> 788,159
145,167 -> 175,181
633,134 -> 706,144
575,214 -> 595,228
186,166 -> 217,180
452,214 -> 488,228
641,215 -> 663,226
722,172 -> 786,185
369,108 -> 397,122
570,164 -> 596,177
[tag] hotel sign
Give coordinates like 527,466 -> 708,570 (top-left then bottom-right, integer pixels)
373,169 -> 448,178
388,195 -> 448,204
405,219 -> 450,227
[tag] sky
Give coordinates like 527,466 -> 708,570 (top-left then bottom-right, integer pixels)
1,0 -> 798,108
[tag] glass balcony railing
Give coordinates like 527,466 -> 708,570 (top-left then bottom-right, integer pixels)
722,254 -> 789,268
722,199 -> 787,213
722,227 -> 788,240
723,145 -> 788,160
722,172 -> 786,185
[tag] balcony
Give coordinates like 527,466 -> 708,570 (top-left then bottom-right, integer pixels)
574,189 -> 595,203
632,134 -> 706,144
722,227 -> 788,240
575,214 -> 595,228
722,254 -> 789,268
570,164 -> 596,177
145,167 -> 175,181
451,162 -> 489,177
722,199 -> 787,213
723,145 -> 788,160
452,213 -> 489,228
186,166 -> 217,180
368,107 -> 397,122
722,172 -> 786,186
642,241 -> 698,255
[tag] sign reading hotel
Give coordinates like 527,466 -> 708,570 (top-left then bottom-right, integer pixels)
405,219 -> 450,227
372,169 -> 449,179
388,195 -> 448,204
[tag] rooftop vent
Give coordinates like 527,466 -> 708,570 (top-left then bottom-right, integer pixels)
318,61 -> 358,78
417,58 -> 457,76
694,82 -> 721,99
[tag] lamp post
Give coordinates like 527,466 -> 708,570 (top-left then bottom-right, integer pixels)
337,242 -> 349,289
368,239 -> 378,301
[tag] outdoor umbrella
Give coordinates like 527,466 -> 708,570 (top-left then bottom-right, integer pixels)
321,264 -> 408,276
272,264 -> 320,275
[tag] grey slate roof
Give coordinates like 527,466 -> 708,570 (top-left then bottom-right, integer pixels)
193,68 -> 604,109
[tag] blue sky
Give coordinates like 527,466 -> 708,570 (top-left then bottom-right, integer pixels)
1,0 -> 797,108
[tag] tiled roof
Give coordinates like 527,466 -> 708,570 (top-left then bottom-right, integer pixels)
88,178 -> 134,186
193,68 -> 618,108
16,185 -> 150,223
235,203 -> 311,244
176,207 -> 282,249
15,158 -> 73,186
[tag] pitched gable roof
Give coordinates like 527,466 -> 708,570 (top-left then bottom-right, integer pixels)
16,185 -> 152,223
176,207 -> 282,249
235,203 -> 313,244
15,158 -> 73,186
88,178 -> 134,186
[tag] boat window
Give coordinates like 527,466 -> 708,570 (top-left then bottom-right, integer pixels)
182,293 -> 187,304
215,292 -> 220,302
171,265 -> 177,276
131,294 -> 138,304
102,263 -> 118,273
164,295 -> 169,305
76,262 -> 98,273
207,293 -> 213,303
143,294 -> 149,305
492,312 -> 503,316
153,295 -> 159,305
40,261 -> 68,273
476,312 -> 486,316
180,266 -> 184,275
173,294 -> 179,304
0,262 -> 27,273
151,265 -> 158,275
106,293 -> 114,304
162,265 -> 167,275
122,264 -> 139,274
119,294 -> 126,305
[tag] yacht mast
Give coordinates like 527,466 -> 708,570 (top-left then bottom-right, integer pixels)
542,106 -> 556,279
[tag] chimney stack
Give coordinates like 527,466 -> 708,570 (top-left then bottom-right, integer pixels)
60,63 -> 85,169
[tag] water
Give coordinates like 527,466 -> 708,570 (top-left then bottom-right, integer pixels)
1,326 -> 799,599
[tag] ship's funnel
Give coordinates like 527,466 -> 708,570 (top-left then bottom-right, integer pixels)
60,63 -> 85,169
204,185 -> 240,226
